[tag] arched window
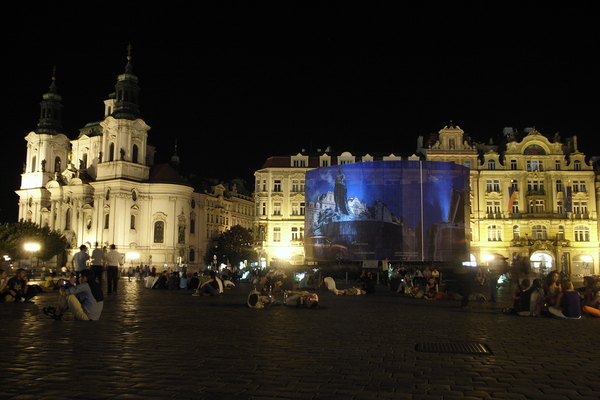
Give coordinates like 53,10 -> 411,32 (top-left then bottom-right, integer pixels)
54,156 -> 61,173
531,225 -> 548,240
557,225 -> 565,240
512,225 -> 520,240
154,221 -> 164,243
65,209 -> 71,230
189,248 -> 195,262
132,144 -> 139,163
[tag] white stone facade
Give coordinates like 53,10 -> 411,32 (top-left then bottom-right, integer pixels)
16,58 -> 253,272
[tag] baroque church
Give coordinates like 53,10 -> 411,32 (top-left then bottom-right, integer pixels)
16,50 -> 254,270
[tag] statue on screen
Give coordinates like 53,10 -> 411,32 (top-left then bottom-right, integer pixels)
334,168 -> 350,215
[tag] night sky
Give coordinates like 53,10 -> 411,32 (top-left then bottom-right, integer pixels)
1,5 -> 598,222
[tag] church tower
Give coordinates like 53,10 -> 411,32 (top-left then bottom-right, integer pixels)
94,45 -> 151,182
17,70 -> 71,222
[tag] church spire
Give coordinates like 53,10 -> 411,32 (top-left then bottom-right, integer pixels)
34,67 -> 64,135
112,44 -> 141,120
169,139 -> 180,170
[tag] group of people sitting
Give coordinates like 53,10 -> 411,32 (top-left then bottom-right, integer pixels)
246,268 -> 320,309
503,271 -> 600,319
148,269 -> 236,294
389,266 -> 441,289
0,268 -> 51,303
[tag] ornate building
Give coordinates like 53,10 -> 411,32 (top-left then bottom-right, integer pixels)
255,125 -> 599,276
16,51 -> 253,271
253,149 -> 419,266
421,123 -> 598,276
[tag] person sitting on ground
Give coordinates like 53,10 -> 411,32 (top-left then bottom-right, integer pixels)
187,272 -> 200,290
222,278 -> 235,289
0,268 -> 11,302
167,271 -> 180,290
579,276 -> 600,317
43,272 -> 59,289
152,270 -> 169,289
319,274 -> 338,293
179,272 -> 188,289
412,268 -> 424,286
279,272 -> 295,292
543,271 -> 562,308
284,290 -> 319,308
357,270 -> 376,294
192,271 -> 220,296
43,269 -> 104,321
503,279 -> 531,314
423,277 -> 439,300
548,280 -> 581,319
6,268 -> 45,302
528,278 -> 546,317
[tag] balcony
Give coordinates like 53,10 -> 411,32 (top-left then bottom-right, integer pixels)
526,190 -> 546,196
485,213 -> 503,219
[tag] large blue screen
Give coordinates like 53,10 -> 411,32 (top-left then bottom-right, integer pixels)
305,161 -> 470,263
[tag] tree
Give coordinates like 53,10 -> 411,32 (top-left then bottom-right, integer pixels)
207,225 -> 256,267
0,220 -> 69,263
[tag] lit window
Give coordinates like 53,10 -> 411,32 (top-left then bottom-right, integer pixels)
531,225 -> 548,240
154,221 -> 164,243
487,225 -> 502,241
574,225 -> 589,242
273,227 -> 281,242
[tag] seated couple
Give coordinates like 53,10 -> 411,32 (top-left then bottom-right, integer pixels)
43,269 -> 104,321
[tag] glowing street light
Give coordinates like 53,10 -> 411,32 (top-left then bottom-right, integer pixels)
126,252 -> 140,266
23,242 -> 41,270
24,243 -> 41,252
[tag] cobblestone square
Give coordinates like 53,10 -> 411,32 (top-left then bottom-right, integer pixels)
2,280 -> 599,399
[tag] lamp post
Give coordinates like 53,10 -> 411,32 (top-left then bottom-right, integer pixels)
24,242 -> 41,277
126,252 -> 139,281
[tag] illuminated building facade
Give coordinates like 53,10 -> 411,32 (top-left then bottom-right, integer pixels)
255,125 -> 599,276
16,52 -> 253,270
421,123 -> 599,276
253,149 -> 420,266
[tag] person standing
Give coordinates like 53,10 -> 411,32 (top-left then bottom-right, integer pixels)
105,244 -> 122,294
72,244 -> 90,277
90,243 -> 105,290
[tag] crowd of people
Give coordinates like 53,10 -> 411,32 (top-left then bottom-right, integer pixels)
502,271 -> 600,319
5,244 -> 600,321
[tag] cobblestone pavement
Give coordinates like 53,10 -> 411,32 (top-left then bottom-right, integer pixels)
2,278 -> 600,400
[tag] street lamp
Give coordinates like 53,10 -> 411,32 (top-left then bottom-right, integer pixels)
23,242 -> 41,275
126,252 -> 140,268
24,243 -> 41,253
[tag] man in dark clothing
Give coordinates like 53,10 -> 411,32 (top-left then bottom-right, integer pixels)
152,270 -> 169,289
7,268 -> 42,302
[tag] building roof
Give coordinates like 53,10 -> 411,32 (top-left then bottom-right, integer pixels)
148,163 -> 190,185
